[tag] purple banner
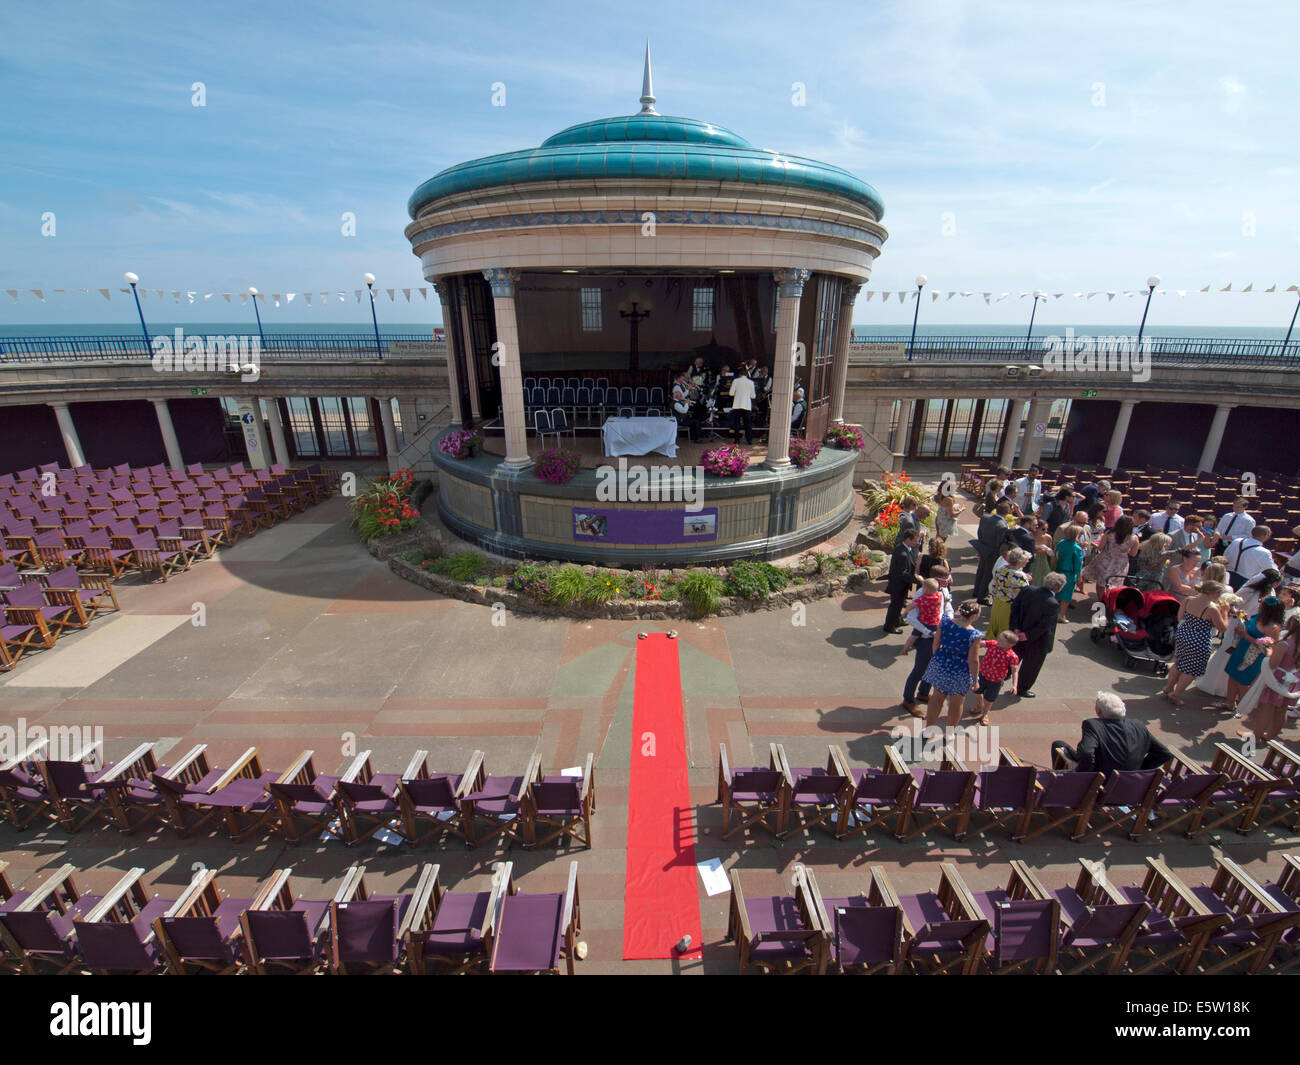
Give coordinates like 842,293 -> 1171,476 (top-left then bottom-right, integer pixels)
572,506 -> 718,544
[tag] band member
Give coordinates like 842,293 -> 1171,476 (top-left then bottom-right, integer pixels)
729,367 -> 756,445
672,373 -> 703,442
712,364 -> 735,412
689,356 -> 711,389
753,365 -> 772,422
791,386 -> 807,431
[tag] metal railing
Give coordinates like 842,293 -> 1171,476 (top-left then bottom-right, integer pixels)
849,333 -> 1300,367
0,332 -> 444,363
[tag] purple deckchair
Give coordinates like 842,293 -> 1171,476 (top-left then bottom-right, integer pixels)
489,860 -> 582,975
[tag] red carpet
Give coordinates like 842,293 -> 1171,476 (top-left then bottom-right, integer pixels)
623,634 -> 703,960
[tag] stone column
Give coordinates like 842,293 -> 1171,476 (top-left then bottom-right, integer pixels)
432,280 -> 463,428
459,299 -> 482,421
483,269 -> 531,470
828,281 -> 863,425
376,397 -> 400,473
1104,399 -> 1138,470
50,401 -> 85,468
890,400 -> 912,453
766,267 -> 810,469
231,396 -> 271,471
1198,402 -> 1234,473
151,398 -> 184,468
999,400 -> 1022,469
263,398 -> 291,466
1017,394 -> 1050,469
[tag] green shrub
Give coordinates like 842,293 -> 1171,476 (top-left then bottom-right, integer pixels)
546,565 -> 587,606
490,575 -> 508,588
678,571 -> 724,616
511,562 -> 551,598
580,571 -> 625,605
399,550 -> 425,565
432,550 -> 486,581
725,558 -> 788,600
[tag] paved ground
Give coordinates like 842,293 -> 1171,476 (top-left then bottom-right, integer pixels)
2,476 -> 1297,974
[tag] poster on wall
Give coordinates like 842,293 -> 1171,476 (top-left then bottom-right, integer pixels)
572,507 -> 719,544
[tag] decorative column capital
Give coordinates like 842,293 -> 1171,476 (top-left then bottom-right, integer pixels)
773,268 -> 811,300
841,281 -> 864,306
430,279 -> 451,302
483,268 -> 521,299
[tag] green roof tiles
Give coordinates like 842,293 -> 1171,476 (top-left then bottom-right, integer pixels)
409,109 -> 883,221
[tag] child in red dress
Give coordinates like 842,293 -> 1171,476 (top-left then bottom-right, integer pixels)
973,630 -> 1021,725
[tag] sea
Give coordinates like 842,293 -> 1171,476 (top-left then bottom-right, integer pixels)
0,322 -> 1286,340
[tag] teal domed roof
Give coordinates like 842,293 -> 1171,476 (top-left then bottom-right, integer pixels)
541,113 -> 751,149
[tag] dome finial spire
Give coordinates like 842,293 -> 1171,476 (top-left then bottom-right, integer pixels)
639,40 -> 658,115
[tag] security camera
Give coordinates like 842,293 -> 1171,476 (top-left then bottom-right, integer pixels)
1005,365 -> 1021,377
1026,365 -> 1043,377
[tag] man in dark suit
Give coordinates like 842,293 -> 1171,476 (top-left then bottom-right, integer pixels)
1041,488 -> 1074,536
1009,573 -> 1064,696
972,501 -> 1011,603
1051,691 -> 1172,773
882,529 -> 921,634
896,499 -> 920,542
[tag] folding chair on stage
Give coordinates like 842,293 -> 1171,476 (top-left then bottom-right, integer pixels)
1257,741 -> 1300,832
170,746 -> 281,841
397,748 -> 483,846
489,860 -> 582,975
519,752 -> 596,849
772,743 -> 851,840
801,865 -> 905,975
1258,855 -> 1300,973
460,753 -> 542,849
39,565 -> 120,620
1002,747 -> 1103,843
716,742 -> 786,839
886,863 -> 990,975
830,744 -> 915,841
335,749 -> 411,846
1199,743 -> 1280,835
407,861 -> 513,975
0,864 -> 97,974
153,870 -> 257,975
43,742 -> 156,833
266,750 -> 345,845
327,863 -> 439,974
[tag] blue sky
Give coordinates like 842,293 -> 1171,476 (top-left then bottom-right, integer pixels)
1,0 -> 1297,329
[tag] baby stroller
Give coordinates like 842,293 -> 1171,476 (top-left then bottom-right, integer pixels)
1090,579 -> 1180,676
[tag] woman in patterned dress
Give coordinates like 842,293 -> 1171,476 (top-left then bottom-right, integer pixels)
1215,597 -> 1285,716
988,549 -> 1031,639
1081,515 -> 1140,603
1029,519 -> 1054,587
933,484 -> 961,544
1161,579 -> 1229,706
922,600 -> 984,731
1240,615 -> 1300,742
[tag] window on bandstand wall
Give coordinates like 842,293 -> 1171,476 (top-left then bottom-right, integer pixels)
580,287 -> 602,332
317,398 -> 351,457
1041,398 -> 1072,460
944,398 -> 978,456
805,276 -> 842,441
914,399 -> 947,458
975,399 -> 1010,457
284,398 -> 320,457
347,398 -> 379,455
692,285 -> 714,331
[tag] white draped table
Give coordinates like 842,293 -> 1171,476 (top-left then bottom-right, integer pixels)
601,416 -> 679,458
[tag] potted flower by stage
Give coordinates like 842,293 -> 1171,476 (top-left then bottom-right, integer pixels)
535,446 -> 581,484
701,445 -> 750,477
439,427 -> 482,459
823,423 -> 865,450
788,436 -> 822,468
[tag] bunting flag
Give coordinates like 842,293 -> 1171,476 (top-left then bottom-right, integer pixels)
354,290 -> 362,302
897,290 -> 906,302
983,293 -> 991,303
273,295 -> 281,308
880,291 -> 890,303
186,291 -> 196,303
418,287 -> 428,299
286,293 -> 296,303
223,293 -> 232,302
304,293 -> 312,306
1266,284 -> 1276,292
1221,283 -> 1232,291
5,290 -> 17,302
99,288 -> 110,301
31,290 -> 45,302
402,288 -> 411,301
204,293 -> 214,301
864,291 -> 874,301
154,289 -> 163,300
1177,290 -> 1187,297
1242,283 -> 1253,292
239,294 -> 248,303
1107,292 -> 1116,301
1201,284 -> 1211,291
337,292 -> 345,302
386,288 -> 395,301
931,291 -> 939,301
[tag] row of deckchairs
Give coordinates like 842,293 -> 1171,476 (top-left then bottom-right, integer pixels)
0,739 -> 595,851
0,859 -> 580,976
728,856 -> 1300,975
717,739 -> 1300,843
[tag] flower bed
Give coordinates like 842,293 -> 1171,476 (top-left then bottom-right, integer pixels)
387,545 -> 884,619
351,468 -> 420,539
824,424 -> 865,450
701,445 -> 750,477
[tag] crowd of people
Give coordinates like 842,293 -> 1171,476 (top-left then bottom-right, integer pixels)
883,463 -> 1300,743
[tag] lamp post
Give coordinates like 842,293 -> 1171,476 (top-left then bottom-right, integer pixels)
125,271 -> 152,354
906,274 -> 926,361
364,272 -> 383,360
248,286 -> 266,349
1283,288 -> 1300,354
1135,274 -> 1160,351
1024,290 -> 1046,352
